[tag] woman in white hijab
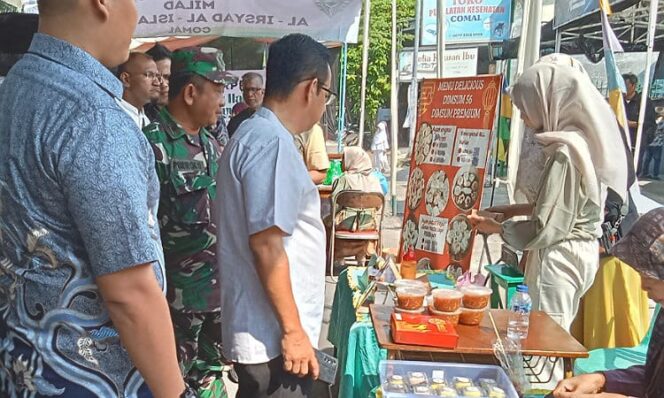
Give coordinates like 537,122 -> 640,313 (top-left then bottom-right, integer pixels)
469,55 -> 629,332
371,121 -> 389,173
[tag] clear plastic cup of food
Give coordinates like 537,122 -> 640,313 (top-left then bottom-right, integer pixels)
459,306 -> 488,326
432,288 -> 464,312
460,285 -> 493,309
395,285 -> 428,310
428,306 -> 461,326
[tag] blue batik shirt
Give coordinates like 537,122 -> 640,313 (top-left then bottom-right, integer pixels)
0,34 -> 165,397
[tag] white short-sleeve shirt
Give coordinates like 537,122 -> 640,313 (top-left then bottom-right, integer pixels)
216,107 -> 326,364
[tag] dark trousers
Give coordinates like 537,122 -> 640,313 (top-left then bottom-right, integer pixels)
234,356 -> 313,398
641,145 -> 663,177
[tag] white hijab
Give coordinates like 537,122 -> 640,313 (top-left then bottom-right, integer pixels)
511,56 -> 628,206
514,54 -> 594,203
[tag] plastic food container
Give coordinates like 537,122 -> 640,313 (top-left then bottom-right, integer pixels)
432,288 -> 463,312
459,306 -> 487,326
462,386 -> 484,397
395,306 -> 427,315
379,360 -> 519,398
460,285 -> 493,309
487,386 -> 507,398
395,279 -> 429,291
428,306 -> 461,326
395,282 -> 428,310
453,376 -> 473,390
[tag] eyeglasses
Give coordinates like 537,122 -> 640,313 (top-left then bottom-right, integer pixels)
141,72 -> 164,83
298,77 -> 338,106
318,83 -> 338,106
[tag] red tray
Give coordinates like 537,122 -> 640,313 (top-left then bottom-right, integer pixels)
391,312 -> 459,349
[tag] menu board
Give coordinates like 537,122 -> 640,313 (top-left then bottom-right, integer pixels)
400,75 -> 502,271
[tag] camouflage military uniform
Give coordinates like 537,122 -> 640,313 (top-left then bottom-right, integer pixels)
144,107 -> 227,398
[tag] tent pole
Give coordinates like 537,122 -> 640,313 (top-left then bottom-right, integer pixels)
390,0 -> 399,217
337,43 -> 348,153
437,0 -> 446,78
555,29 -> 562,53
634,0 -> 659,170
410,0 -> 422,148
358,0 -> 371,148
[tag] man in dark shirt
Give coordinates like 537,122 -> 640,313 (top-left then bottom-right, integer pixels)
227,72 -> 264,137
623,73 -> 657,176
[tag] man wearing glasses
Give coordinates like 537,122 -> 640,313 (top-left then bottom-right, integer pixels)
227,72 -> 265,137
217,34 -> 332,397
117,52 -> 161,129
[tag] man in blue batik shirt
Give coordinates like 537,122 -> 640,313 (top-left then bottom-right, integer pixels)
0,1 -> 187,397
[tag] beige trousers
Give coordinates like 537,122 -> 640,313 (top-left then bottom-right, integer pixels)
524,239 -> 599,387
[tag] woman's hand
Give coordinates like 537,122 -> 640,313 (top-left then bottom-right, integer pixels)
468,210 -> 502,235
552,373 -> 606,398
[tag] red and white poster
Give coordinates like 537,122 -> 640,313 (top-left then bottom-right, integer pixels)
400,75 -> 502,271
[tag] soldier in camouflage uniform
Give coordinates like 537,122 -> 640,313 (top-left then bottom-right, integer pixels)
143,47 -> 238,398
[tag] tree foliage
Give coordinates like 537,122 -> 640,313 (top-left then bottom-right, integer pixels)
345,0 -> 415,131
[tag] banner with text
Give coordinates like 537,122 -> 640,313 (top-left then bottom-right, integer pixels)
399,48 -> 478,81
134,0 -> 362,43
421,0 -> 511,45
400,75 -> 501,271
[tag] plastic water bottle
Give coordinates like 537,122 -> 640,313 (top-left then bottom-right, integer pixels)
507,285 -> 532,340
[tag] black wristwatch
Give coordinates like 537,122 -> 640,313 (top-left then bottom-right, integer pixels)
179,386 -> 198,398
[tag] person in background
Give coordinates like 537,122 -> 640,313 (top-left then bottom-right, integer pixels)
326,146 -> 384,263
642,106 -> 664,180
217,33 -> 332,397
227,72 -> 265,137
294,123 -> 331,185
117,52 -> 160,129
145,43 -> 172,122
143,47 -> 236,398
553,207 -> 664,398
331,146 -> 383,197
371,121 -> 389,173
0,0 -> 186,396
622,73 -> 657,176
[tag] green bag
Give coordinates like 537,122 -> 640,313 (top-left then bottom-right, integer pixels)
324,159 -> 343,185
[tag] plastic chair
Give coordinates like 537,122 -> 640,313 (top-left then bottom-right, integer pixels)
574,304 -> 661,375
328,191 -> 385,279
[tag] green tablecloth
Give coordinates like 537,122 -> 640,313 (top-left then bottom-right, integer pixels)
328,267 -> 386,398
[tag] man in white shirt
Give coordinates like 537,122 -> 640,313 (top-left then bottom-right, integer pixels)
117,52 -> 160,129
216,34 -> 332,398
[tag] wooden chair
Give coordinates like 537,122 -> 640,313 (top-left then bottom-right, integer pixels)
328,190 -> 385,278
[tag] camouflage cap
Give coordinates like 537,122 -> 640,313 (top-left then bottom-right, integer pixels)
171,46 -> 238,85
